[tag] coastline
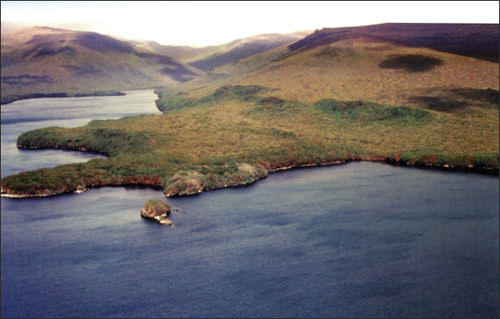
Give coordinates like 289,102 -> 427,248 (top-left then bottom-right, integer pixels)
1,90 -> 126,105
2,156 -> 497,199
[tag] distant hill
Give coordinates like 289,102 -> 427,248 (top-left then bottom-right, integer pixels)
188,32 -> 310,71
1,27 -> 312,104
288,23 -> 499,62
1,26 -> 202,102
133,40 -> 221,63
133,32 -> 311,71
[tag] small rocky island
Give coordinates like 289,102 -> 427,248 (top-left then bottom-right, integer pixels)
140,199 -> 173,226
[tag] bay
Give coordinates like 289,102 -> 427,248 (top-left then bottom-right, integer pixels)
1,91 -> 498,318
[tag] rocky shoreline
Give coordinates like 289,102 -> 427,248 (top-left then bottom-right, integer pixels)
2,156 -> 497,199
17,143 -> 111,158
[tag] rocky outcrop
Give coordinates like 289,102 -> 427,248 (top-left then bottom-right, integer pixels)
163,163 -> 269,197
163,170 -> 207,197
140,199 -> 173,226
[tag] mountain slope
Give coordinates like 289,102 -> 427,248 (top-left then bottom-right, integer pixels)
179,24 -> 499,107
288,23 -> 499,62
133,31 -> 310,71
187,32 -> 310,71
133,40 -> 221,63
1,27 -> 202,102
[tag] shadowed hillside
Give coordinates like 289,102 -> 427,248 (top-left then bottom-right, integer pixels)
1,27 -> 202,103
288,23 -> 499,62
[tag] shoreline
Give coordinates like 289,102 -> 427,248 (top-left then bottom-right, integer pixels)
1,90 -> 126,105
17,144 -> 111,158
2,157 -> 497,199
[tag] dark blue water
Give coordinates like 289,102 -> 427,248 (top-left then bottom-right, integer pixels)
1,93 -> 499,318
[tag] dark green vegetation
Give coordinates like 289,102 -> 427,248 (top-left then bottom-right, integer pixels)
313,99 -> 432,125
378,54 -> 443,72
1,23 -> 498,198
154,84 -> 265,112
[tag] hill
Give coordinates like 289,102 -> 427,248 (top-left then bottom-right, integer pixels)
186,32 -> 310,71
1,26 -> 202,103
288,23 -> 499,62
132,31 -> 310,71
177,24 -> 499,106
1,23 -> 498,199
132,40 -> 221,63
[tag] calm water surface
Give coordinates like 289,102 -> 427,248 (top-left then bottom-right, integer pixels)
1,91 -> 498,318
1,89 -> 160,177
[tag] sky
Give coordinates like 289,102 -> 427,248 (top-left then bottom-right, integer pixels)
1,1 -> 499,47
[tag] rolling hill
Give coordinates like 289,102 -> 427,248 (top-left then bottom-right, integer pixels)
179,23 -> 499,106
1,26 -> 202,103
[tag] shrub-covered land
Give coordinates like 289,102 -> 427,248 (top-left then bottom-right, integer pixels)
1,84 -> 498,198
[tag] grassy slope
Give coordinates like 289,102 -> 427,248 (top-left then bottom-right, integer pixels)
177,36 -> 499,156
1,25 -> 498,198
186,38 -> 498,104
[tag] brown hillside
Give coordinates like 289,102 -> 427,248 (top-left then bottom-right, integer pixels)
230,38 -> 498,107
182,24 -> 498,111
1,27 -> 201,99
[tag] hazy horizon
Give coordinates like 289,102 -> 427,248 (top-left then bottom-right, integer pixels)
1,1 -> 498,47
